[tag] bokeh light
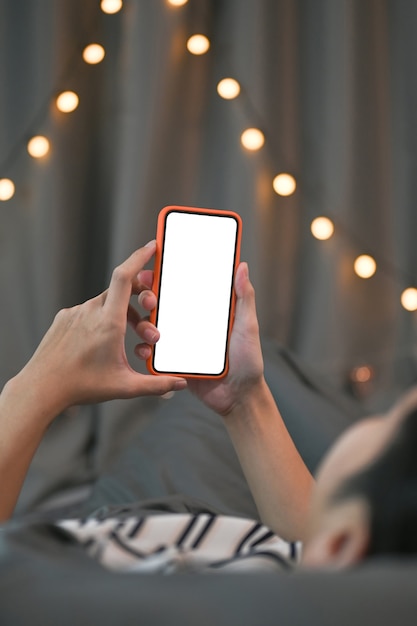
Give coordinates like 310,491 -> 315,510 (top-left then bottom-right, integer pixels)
401,287 -> 417,311
101,0 -> 123,13
354,254 -> 377,279
0,178 -> 15,201
186,34 -> 210,55
241,128 -> 265,151
217,78 -> 241,100
27,135 -> 50,158
83,43 -> 105,64
311,216 -> 334,240
56,91 -> 79,113
350,365 -> 374,383
272,173 -> 297,196
167,0 -> 188,5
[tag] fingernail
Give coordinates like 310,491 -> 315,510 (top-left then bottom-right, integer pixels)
241,262 -> 249,279
174,379 -> 187,391
145,239 -> 156,248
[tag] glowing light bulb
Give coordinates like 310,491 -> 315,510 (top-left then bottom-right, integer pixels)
240,128 -> 265,151
101,0 -> 123,13
0,178 -> 15,201
311,216 -> 334,240
217,78 -> 241,100
27,136 -> 50,158
350,365 -> 374,383
186,34 -> 210,55
83,44 -> 105,64
56,91 -> 79,113
168,0 -> 188,5
401,287 -> 417,311
354,254 -> 376,279
272,173 -> 296,196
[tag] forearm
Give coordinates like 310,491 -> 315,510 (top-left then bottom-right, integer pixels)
0,372 -> 63,521
224,378 -> 314,542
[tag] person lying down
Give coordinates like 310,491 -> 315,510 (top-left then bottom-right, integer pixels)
0,241 -> 416,574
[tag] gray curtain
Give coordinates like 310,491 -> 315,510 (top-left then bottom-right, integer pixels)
1,0 -> 417,510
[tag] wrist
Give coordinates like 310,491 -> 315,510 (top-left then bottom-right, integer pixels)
223,376 -> 271,423
4,368 -> 67,430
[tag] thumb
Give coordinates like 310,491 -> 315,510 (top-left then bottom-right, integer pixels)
126,374 -> 188,397
233,262 -> 259,335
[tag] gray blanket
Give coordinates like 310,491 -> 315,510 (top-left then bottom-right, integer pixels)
4,341 -> 416,625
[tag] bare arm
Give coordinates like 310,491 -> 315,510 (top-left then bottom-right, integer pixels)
0,242 -> 186,522
188,263 -> 314,541
0,374 -> 64,521
137,261 -> 314,541
223,379 -> 314,541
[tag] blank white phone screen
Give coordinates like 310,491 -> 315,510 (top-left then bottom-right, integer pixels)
153,210 -> 238,375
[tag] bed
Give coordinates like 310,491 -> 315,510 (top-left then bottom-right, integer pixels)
1,339 -> 417,625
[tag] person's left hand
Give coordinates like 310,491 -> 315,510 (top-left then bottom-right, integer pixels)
136,261 -> 265,417
17,241 -> 187,412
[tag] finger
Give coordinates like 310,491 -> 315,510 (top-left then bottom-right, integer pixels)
104,241 -> 156,318
126,373 -> 187,397
134,343 -> 152,360
234,262 -> 251,300
131,269 -> 154,296
127,306 -> 159,347
137,270 -> 154,290
136,320 -> 159,344
127,304 -> 141,330
138,289 -> 157,311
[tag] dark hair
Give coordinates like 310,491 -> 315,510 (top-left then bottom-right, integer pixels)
331,407 -> 417,557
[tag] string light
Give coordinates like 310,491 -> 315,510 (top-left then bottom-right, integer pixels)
350,365 -> 374,384
27,135 -> 50,158
240,128 -> 265,151
56,91 -> 79,113
311,216 -> 334,240
217,78 -> 241,100
354,254 -> 376,279
83,43 -> 105,64
0,2 -> 414,330
272,173 -> 296,196
186,35 -> 210,55
349,365 -> 375,399
0,178 -> 15,201
401,287 -> 417,311
100,0 -> 123,14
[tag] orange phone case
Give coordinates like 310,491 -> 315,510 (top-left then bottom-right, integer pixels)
146,205 -> 242,379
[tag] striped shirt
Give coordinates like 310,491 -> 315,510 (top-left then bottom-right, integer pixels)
58,513 -> 301,574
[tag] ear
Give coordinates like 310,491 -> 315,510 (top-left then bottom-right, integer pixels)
302,501 -> 370,569
326,523 -> 370,569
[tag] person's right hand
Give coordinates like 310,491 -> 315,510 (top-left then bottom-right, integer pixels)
15,243 -> 187,415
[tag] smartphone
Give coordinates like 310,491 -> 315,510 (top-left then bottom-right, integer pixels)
147,205 -> 242,378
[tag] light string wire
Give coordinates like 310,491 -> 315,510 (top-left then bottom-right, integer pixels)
0,7 -> 103,176
226,78 -> 417,297
228,78 -> 417,377
0,0 -> 414,388
214,58 -> 416,290
218,67 -> 417,378
0,0 -> 416,312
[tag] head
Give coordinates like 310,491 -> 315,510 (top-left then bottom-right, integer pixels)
302,387 -> 417,569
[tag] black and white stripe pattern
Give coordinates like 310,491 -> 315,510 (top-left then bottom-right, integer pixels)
58,513 -> 302,574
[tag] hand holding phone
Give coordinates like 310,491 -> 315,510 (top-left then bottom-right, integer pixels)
147,206 -> 242,378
